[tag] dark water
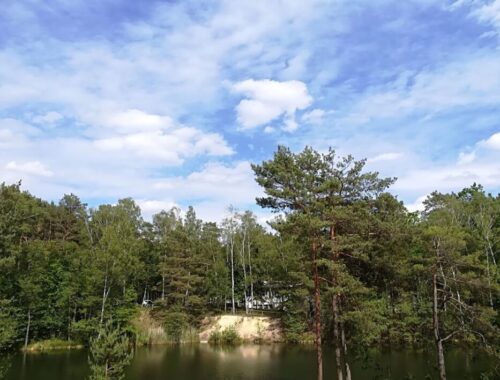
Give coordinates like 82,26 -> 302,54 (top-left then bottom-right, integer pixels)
2,344 -> 494,380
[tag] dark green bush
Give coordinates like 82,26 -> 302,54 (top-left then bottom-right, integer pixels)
208,326 -> 241,345
164,311 -> 188,342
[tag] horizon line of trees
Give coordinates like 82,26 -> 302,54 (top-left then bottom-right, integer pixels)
0,145 -> 498,380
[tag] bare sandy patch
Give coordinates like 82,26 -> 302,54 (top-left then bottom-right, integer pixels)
199,314 -> 282,343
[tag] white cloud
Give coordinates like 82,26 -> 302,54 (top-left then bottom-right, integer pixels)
0,129 -> 14,141
0,118 -> 40,141
368,152 -> 403,163
32,111 -> 64,125
457,150 -> 476,165
136,199 -> 179,220
137,199 -> 178,213
99,109 -> 173,133
5,161 -> 53,177
145,161 -> 265,222
479,131 -> 500,150
394,161 -> 500,193
90,109 -> 233,165
471,0 -> 500,36
282,116 -> 299,132
232,79 -> 313,130
264,126 -> 275,134
1,0 -> 498,224
405,195 -> 427,212
0,0 -> 329,123
455,131 -> 500,167
94,127 -> 233,164
360,132 -> 500,207
347,53 -> 500,121
154,162 -> 260,203
301,108 -> 326,125
0,0 -> 329,212
448,0 -> 472,11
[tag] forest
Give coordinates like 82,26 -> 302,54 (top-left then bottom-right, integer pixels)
0,146 -> 498,380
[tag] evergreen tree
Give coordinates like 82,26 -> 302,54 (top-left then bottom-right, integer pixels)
88,321 -> 132,380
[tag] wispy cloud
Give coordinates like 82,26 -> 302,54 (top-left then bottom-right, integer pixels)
368,152 -> 404,163
0,0 -> 499,221
5,161 -> 53,177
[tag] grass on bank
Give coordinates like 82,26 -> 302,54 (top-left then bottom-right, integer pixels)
23,339 -> 83,352
133,308 -> 199,346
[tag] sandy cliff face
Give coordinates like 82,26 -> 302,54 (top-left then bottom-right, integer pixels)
199,315 -> 283,343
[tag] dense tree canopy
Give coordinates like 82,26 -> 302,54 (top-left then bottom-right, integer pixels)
0,147 -> 498,380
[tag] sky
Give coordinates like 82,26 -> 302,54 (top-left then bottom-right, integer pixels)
1,0 -> 500,223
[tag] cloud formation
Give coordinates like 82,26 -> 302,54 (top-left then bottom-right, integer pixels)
470,0 -> 500,37
480,132 -> 500,150
232,79 -> 312,131
5,161 -> 53,177
0,0 -> 499,222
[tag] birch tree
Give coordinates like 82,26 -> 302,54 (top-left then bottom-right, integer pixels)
222,207 -> 238,314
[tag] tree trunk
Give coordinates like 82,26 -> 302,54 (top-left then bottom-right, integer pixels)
161,253 -> 167,301
330,224 -> 347,380
161,274 -> 165,301
184,272 -> 190,307
241,229 -> 248,314
433,272 -> 447,380
67,300 -> 72,341
485,252 -> 494,307
247,238 -> 254,306
230,238 -> 235,314
340,318 -> 352,380
24,309 -> 31,350
100,273 -> 110,325
486,238 -> 496,266
332,294 -> 344,380
312,240 -> 323,380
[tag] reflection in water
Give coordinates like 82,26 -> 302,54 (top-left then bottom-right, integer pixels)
0,354 -> 12,379
201,343 -> 279,360
5,344 -> 493,380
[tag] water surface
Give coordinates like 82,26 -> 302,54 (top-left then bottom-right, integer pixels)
3,344 -> 492,380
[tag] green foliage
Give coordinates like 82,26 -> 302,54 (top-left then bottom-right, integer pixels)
0,354 -> 12,379
0,300 -> 18,351
71,319 -> 99,344
88,322 -> 132,380
164,311 -> 189,343
282,310 -> 311,344
208,326 -> 241,345
0,149 -> 498,379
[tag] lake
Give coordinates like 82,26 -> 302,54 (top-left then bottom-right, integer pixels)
2,344 -> 493,380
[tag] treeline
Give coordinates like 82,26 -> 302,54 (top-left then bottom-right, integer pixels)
0,187 -> 276,349
0,146 -> 498,380
253,147 -> 499,380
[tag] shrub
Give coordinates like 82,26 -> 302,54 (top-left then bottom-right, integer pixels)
282,312 -> 309,344
71,318 -> 98,344
88,322 -> 132,380
208,326 -> 241,345
164,311 -> 189,343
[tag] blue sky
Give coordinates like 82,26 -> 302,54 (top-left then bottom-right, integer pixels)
1,0 -> 500,222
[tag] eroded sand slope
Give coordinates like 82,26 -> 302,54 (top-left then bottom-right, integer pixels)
199,314 -> 283,343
